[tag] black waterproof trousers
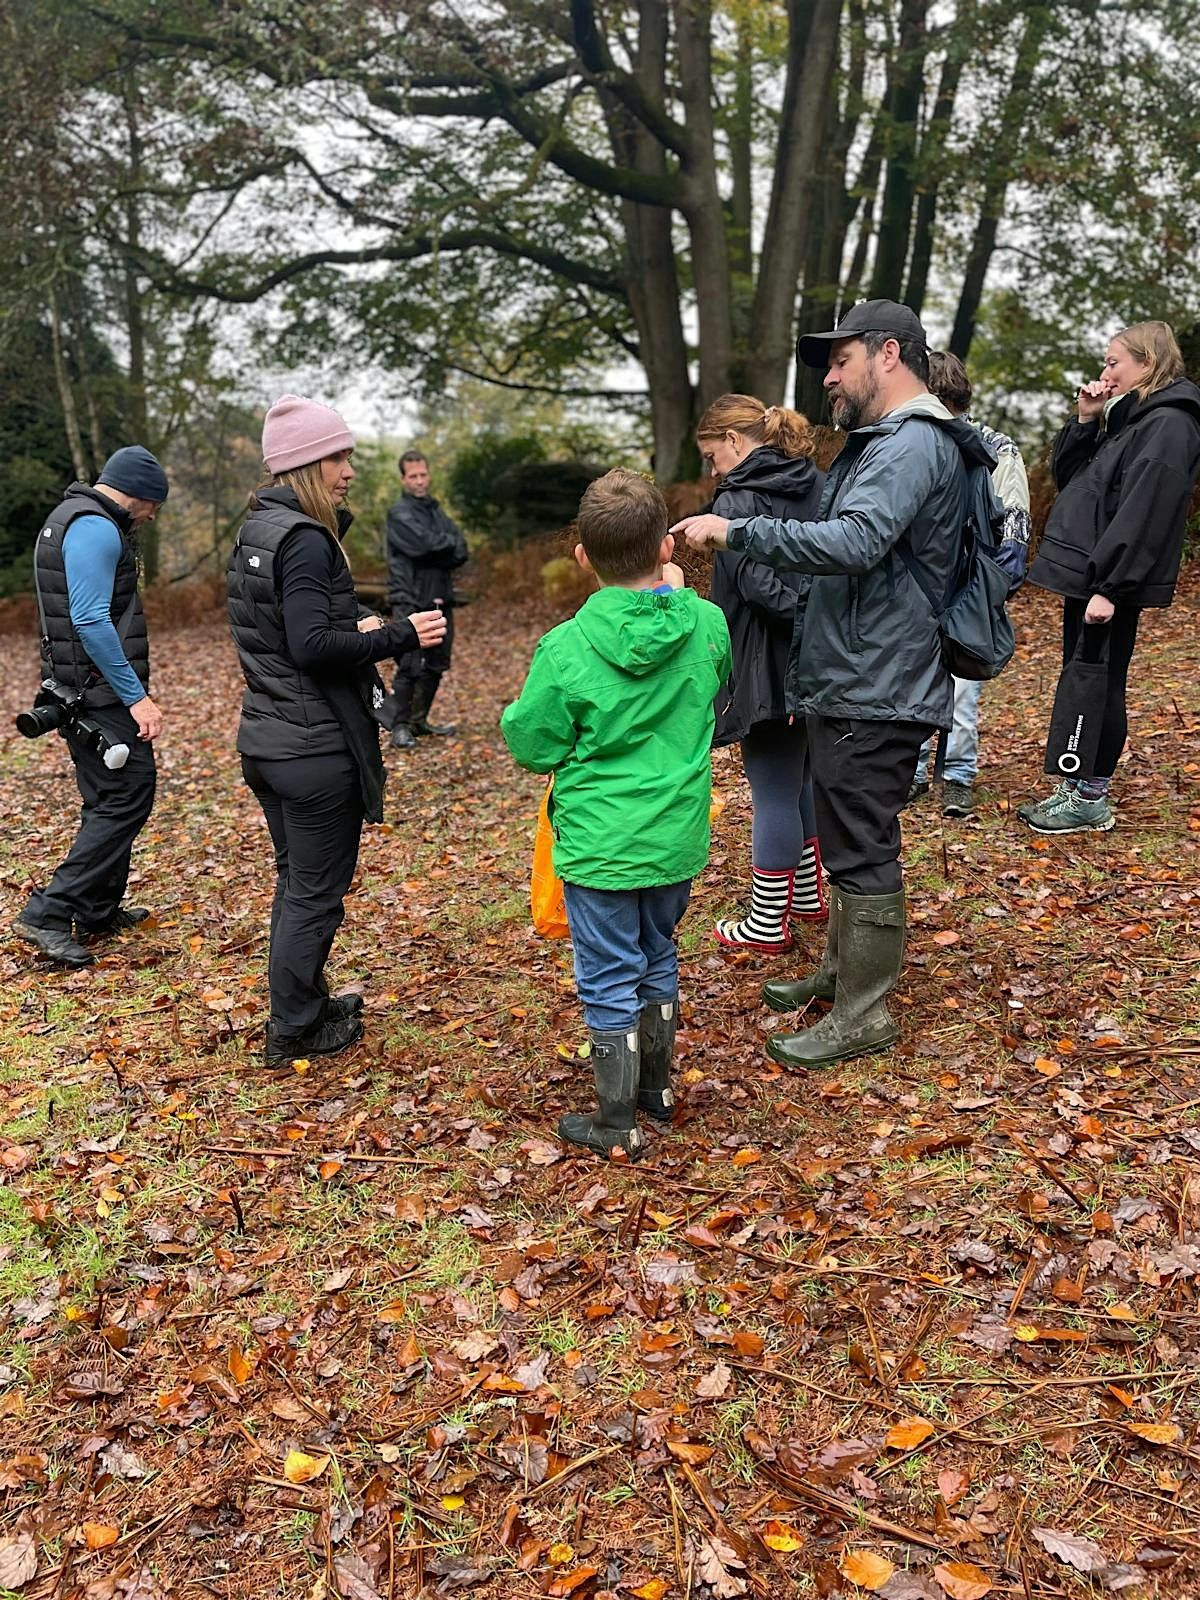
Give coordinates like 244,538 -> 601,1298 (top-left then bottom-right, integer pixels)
241,751 -> 365,1040
807,715 -> 932,896
23,704 -> 156,931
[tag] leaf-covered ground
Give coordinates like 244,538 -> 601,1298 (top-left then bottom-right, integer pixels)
1,574 -> 1198,1600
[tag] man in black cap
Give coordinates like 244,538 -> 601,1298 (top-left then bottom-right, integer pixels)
673,300 -> 997,1068
13,446 -> 168,968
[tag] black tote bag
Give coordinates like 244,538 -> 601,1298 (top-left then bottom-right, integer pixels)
1043,629 -> 1109,780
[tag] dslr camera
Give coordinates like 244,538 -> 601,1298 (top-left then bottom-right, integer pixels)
15,680 -> 130,770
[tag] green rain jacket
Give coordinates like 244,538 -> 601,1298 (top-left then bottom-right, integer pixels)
501,585 -> 732,889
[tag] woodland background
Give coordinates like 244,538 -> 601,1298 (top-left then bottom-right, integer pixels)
2,6 -> 1200,1597
1,0 -> 1198,595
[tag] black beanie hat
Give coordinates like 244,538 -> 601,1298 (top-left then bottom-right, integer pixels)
97,445 -> 169,503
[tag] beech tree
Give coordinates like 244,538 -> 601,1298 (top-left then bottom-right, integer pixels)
4,0 -> 1197,493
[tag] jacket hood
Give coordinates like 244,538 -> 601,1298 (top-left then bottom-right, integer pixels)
1131,377 -> 1200,428
875,394 -> 998,472
574,584 -> 700,676
719,445 -> 820,500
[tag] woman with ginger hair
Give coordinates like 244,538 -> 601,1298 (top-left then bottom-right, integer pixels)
1021,322 -> 1200,833
699,394 -> 826,951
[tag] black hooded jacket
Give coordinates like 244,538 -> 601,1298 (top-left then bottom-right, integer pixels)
708,447 -> 824,745
1030,378 -> 1200,608
386,493 -> 469,613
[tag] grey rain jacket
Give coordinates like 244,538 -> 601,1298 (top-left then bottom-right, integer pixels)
726,393 -> 998,728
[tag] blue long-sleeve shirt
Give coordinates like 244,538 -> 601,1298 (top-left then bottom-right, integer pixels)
61,516 -> 145,706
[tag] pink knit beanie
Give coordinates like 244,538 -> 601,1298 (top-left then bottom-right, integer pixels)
262,394 -> 355,474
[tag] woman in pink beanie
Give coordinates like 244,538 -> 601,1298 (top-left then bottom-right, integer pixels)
228,395 -> 447,1067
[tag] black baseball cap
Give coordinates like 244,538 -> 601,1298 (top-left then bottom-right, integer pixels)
796,298 -> 928,369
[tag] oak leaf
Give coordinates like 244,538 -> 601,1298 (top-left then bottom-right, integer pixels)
695,1362 -> 732,1400
1030,1527 -> 1108,1574
0,1530 -> 37,1589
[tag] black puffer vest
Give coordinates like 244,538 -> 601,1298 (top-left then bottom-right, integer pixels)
35,484 -> 149,708
227,489 -> 354,761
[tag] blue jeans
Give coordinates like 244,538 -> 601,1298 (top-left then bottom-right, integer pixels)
915,677 -> 983,786
562,880 -> 692,1032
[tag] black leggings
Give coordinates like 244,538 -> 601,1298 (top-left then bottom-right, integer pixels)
1060,599 -> 1142,779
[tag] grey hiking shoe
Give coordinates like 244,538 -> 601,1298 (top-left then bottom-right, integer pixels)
1017,782 -> 1072,824
1027,791 -> 1115,834
904,778 -> 930,807
942,782 -> 975,818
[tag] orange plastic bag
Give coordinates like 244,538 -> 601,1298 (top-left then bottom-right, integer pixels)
531,782 -> 569,939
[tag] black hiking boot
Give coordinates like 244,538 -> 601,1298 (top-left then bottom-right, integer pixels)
264,1013 -> 364,1069
12,916 -> 94,969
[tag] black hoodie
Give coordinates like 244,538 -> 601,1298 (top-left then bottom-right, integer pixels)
709,446 -> 824,745
1030,377 -> 1200,608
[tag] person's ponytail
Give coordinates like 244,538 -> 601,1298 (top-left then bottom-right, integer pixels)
761,404 -> 815,460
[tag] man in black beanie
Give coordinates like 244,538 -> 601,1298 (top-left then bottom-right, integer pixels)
13,446 -> 168,968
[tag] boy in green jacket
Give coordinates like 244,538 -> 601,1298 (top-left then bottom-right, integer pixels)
501,470 -> 732,1160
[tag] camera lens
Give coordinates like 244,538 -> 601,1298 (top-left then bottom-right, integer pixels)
15,703 -> 64,738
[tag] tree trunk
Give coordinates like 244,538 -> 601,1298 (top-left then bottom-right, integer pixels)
949,3 -> 1052,358
595,0 -> 694,481
121,59 -> 156,577
48,283 -> 88,481
869,0 -> 928,301
673,0 -> 734,408
903,33 -> 965,317
795,0 -> 867,417
746,0 -> 843,402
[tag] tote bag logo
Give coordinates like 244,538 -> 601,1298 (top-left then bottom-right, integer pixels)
1056,714 -> 1086,774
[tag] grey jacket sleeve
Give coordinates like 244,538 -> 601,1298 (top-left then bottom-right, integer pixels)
727,428 -> 941,575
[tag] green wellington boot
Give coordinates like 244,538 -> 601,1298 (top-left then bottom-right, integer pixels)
637,1000 -> 676,1122
558,1027 -> 646,1160
762,887 -> 840,1012
767,889 -> 905,1068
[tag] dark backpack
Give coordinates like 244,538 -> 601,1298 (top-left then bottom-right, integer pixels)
894,438 -> 1016,683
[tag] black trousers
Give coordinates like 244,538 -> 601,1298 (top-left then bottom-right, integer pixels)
241,752 -> 364,1039
807,715 -> 932,896
393,607 -> 454,698
24,704 -> 156,930
1060,598 -> 1142,779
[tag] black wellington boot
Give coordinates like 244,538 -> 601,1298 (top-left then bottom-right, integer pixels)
558,1027 -> 645,1160
766,889 -> 905,1068
638,999 -> 676,1122
762,887 -> 840,1012
412,672 -> 456,737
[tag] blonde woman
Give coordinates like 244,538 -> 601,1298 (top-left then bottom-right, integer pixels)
1022,323 -> 1200,832
228,396 -> 446,1066
698,394 -> 826,951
